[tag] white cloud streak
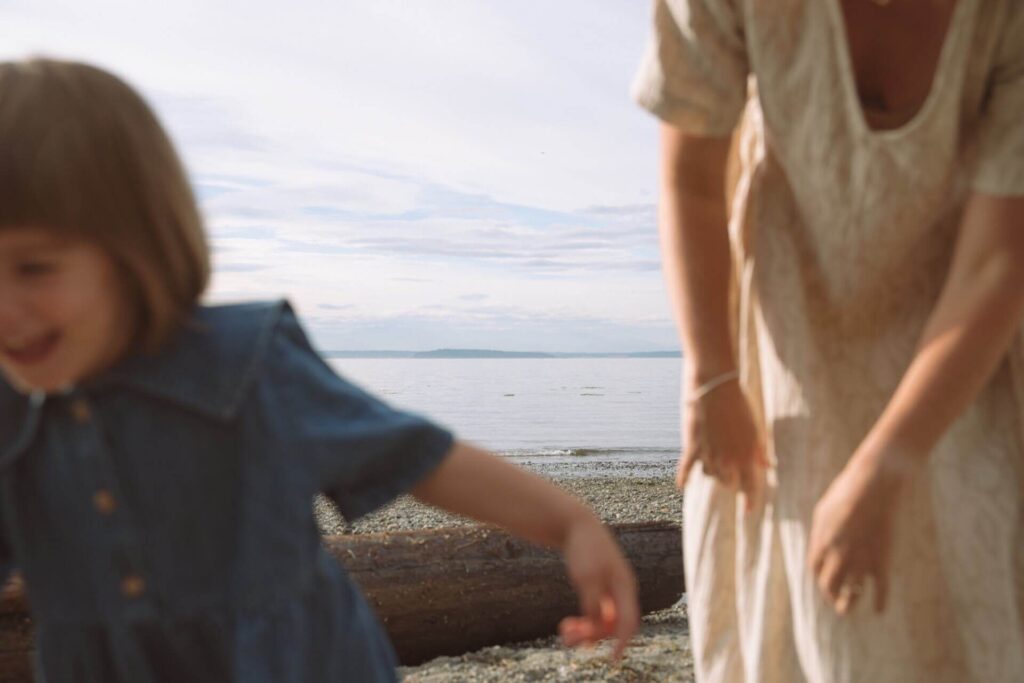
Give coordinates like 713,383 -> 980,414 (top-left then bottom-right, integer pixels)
0,0 -> 673,351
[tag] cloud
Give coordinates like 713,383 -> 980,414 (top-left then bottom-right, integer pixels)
198,166 -> 662,278
216,263 -> 271,273
1,0 -> 673,351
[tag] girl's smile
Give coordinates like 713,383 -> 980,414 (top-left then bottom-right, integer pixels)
3,331 -> 62,366
0,228 -> 134,393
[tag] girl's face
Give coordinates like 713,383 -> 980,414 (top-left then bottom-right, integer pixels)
0,227 -> 135,393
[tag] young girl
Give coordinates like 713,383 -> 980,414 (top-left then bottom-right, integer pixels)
0,58 -> 639,682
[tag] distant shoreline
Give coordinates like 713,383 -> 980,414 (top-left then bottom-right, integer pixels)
325,349 -> 682,359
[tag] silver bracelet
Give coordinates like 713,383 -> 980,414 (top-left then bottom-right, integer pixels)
688,370 -> 740,403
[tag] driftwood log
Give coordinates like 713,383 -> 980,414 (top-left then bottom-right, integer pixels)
336,521 -> 684,663
0,521 -> 682,677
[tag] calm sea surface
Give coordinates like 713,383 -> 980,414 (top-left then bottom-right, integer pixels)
328,358 -> 683,478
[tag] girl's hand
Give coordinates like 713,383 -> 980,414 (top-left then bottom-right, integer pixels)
808,440 -> 916,615
411,443 -> 639,659
557,516 -> 640,662
677,374 -> 768,511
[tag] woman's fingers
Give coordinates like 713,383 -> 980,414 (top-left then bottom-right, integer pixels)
869,550 -> 890,614
738,456 -> 763,512
817,550 -> 847,605
873,571 -> 889,613
700,457 -> 717,478
834,568 -> 866,615
813,545 -> 881,616
682,384 -> 765,494
755,443 -> 771,468
835,584 -> 856,615
676,448 -> 699,489
716,461 -> 739,489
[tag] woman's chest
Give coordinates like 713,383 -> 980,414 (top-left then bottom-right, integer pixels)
837,0 -> 959,130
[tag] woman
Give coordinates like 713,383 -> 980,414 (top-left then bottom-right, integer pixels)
633,0 -> 1024,681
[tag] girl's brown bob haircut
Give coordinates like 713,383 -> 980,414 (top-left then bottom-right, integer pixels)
0,58 -> 210,352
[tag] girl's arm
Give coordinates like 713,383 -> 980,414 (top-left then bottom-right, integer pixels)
660,124 -> 765,502
810,193 -> 1024,613
411,441 -> 640,659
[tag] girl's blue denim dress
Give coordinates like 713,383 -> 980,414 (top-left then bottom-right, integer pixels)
0,301 -> 454,682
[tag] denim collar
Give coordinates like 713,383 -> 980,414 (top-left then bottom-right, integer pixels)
100,300 -> 288,419
0,300 -> 289,467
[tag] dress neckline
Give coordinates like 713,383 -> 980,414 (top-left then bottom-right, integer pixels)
823,0 -> 972,139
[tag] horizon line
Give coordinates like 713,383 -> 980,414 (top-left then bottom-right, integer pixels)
323,348 -> 682,358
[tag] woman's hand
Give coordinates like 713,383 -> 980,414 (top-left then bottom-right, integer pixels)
808,440 -> 917,615
677,374 -> 768,511
557,516 -> 640,661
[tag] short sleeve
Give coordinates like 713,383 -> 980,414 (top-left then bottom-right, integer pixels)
266,312 -> 454,521
631,0 -> 749,136
972,9 -> 1024,196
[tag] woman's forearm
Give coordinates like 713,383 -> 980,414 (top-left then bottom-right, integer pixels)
865,193 -> 1024,461
658,125 -> 735,383
411,441 -> 595,549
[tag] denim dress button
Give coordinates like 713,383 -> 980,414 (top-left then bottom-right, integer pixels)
92,489 -> 117,515
69,399 -> 91,424
120,574 -> 146,599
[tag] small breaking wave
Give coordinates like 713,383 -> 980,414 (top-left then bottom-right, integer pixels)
501,446 -> 678,458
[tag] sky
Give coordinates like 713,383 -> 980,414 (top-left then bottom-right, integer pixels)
1,1 -> 674,353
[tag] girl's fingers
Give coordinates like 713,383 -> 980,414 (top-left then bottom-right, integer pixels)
562,569 -> 639,660
609,574 -> 640,661
558,617 -> 597,647
576,577 -> 604,630
558,617 -> 581,644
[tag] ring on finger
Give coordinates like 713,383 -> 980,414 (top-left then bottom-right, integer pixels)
839,578 -> 864,603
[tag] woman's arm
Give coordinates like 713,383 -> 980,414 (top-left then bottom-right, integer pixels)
659,125 -> 735,380
660,124 -> 766,501
810,192 -> 1024,614
866,193 -> 1024,457
410,441 -> 639,659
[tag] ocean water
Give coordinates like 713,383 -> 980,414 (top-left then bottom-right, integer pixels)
328,358 -> 683,478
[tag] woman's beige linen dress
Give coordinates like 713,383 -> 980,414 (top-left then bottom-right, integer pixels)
633,1 -> 1024,681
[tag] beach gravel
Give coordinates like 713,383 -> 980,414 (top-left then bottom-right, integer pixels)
313,473 -> 693,682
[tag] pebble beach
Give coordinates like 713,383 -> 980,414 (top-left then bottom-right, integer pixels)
314,473 -> 695,682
